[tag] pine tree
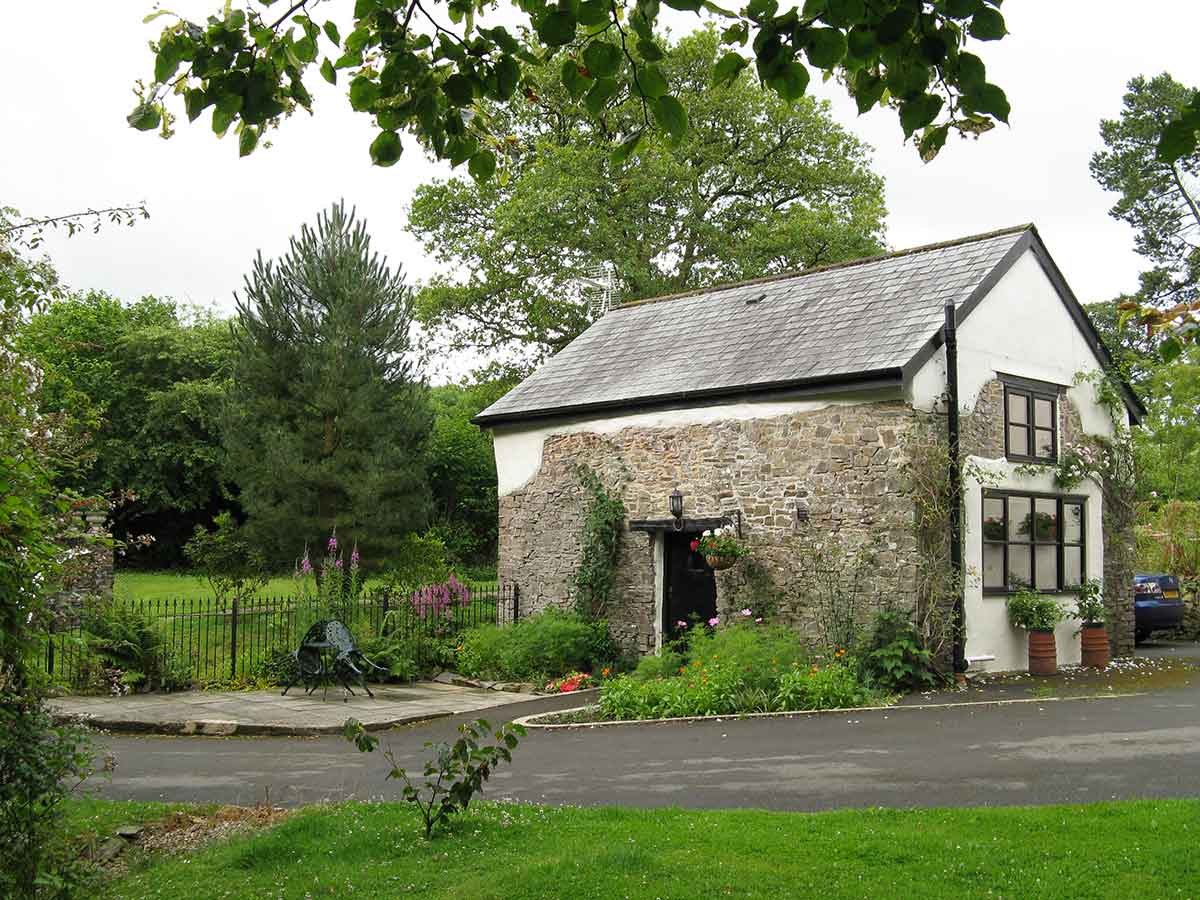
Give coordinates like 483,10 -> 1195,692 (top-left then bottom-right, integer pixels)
223,202 -> 432,565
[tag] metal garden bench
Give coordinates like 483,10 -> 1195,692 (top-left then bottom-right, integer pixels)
281,619 -> 385,701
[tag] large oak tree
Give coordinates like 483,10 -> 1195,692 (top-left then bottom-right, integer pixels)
411,29 -> 887,362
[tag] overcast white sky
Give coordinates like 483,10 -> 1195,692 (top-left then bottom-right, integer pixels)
2,2 -> 1197,381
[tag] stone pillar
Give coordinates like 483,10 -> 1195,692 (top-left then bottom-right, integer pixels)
1103,493 -> 1136,658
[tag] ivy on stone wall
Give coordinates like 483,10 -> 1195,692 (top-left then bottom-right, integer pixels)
899,425 -> 967,669
572,465 -> 626,621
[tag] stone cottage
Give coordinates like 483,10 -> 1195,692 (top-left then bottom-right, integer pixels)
473,225 -> 1143,673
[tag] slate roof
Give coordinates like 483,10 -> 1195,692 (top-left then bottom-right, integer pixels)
474,225 -> 1137,426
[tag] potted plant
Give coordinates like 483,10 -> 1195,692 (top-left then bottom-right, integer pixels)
692,525 -> 747,571
1074,578 -> 1110,668
1007,587 -> 1065,675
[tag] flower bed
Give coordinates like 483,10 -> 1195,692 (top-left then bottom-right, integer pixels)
597,622 -> 884,721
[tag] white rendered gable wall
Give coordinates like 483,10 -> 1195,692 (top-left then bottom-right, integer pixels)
908,247 -> 1123,672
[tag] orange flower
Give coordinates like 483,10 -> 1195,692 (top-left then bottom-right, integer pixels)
679,666 -> 687,674
601,667 -> 611,677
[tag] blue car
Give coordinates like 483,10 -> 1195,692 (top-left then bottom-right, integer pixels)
1134,574 -> 1185,643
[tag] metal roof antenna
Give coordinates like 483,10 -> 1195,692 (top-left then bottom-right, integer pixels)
576,261 -> 617,319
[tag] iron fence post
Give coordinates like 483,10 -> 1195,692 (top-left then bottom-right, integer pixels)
512,584 -> 519,624
47,628 -> 55,677
381,590 -> 390,636
230,597 -> 239,681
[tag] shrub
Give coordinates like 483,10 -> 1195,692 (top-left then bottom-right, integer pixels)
184,511 -> 268,605
859,608 -> 942,693
456,610 -> 616,681
1,671 -> 94,897
774,663 -> 875,711
684,621 -> 809,691
253,648 -> 299,686
1073,578 -> 1106,625
81,603 -> 191,692
599,665 -> 749,720
344,717 -> 525,839
381,531 -> 451,592
1007,588 -> 1066,631
358,634 -> 419,682
632,649 -> 685,681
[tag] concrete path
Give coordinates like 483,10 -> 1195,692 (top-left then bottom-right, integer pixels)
53,681 -> 540,736
83,642 -> 1200,812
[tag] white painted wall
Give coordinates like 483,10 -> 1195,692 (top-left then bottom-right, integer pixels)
490,389 -> 900,498
910,247 -> 1121,672
961,460 -> 1103,672
908,248 -> 1124,436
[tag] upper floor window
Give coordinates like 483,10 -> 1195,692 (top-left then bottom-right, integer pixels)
1004,383 -> 1057,462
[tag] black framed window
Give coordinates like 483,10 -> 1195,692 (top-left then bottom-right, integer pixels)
1004,385 -> 1057,462
982,491 -> 1085,594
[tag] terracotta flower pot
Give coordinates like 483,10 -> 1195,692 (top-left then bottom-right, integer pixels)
1080,623 -> 1110,668
1027,629 -> 1058,675
705,554 -> 737,571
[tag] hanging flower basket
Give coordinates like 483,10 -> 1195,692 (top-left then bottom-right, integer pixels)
705,554 -> 738,571
692,525 -> 747,572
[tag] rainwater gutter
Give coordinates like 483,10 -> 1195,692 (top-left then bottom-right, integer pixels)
944,303 -> 966,674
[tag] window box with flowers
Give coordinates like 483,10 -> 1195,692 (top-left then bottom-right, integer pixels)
692,525 -> 748,571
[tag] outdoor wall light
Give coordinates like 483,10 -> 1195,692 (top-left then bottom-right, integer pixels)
669,488 -> 684,530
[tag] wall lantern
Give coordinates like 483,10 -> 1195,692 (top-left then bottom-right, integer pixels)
795,502 -> 810,525
669,488 -> 684,530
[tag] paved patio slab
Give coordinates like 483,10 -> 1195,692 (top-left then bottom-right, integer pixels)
51,681 -> 542,736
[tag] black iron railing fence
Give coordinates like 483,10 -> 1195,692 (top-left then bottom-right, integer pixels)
37,582 -> 519,689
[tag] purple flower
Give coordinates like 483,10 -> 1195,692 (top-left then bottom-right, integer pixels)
676,620 -> 688,629
707,616 -> 719,627
754,617 -> 763,624
350,544 -> 360,565
327,531 -> 338,551
300,553 -> 313,575
740,608 -> 752,617
334,558 -> 344,569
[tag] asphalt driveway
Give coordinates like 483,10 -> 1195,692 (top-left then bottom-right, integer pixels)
85,642 -> 1200,812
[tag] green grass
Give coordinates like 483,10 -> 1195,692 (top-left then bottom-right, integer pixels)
61,797 -> 204,843
83,798 -> 1200,898
115,572 -> 319,603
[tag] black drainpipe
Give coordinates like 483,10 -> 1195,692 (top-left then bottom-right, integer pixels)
944,303 -> 966,674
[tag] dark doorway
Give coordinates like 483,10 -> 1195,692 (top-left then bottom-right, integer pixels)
663,532 -> 717,641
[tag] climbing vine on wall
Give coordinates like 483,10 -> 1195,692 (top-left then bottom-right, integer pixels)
572,465 -> 626,621
899,423 -> 990,670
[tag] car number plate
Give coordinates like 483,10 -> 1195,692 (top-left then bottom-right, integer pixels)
1163,590 -> 1180,599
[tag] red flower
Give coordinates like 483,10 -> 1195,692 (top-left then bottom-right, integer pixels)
690,539 -> 699,552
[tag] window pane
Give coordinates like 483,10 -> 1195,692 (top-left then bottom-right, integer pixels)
1008,544 -> 1032,589
1008,392 -> 1028,425
1035,428 -> 1055,458
1009,496 -> 1033,541
1034,499 -> 1059,542
1008,424 -> 1030,457
1034,397 -> 1054,428
1064,546 -> 1083,587
1064,503 -> 1083,544
984,544 -> 1005,589
1035,545 -> 1059,591
983,497 -> 1006,541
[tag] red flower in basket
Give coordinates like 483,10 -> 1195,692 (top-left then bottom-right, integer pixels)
689,539 -> 699,552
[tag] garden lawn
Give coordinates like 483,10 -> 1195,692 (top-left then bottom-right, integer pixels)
115,572 -> 311,603
87,798 -> 1198,899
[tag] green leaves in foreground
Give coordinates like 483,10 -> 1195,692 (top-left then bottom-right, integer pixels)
344,717 -> 526,839
129,0 -> 1022,176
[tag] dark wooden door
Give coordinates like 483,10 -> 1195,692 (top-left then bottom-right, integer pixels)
663,532 -> 716,640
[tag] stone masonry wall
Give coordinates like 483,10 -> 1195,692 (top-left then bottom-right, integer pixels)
498,400 -> 923,655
